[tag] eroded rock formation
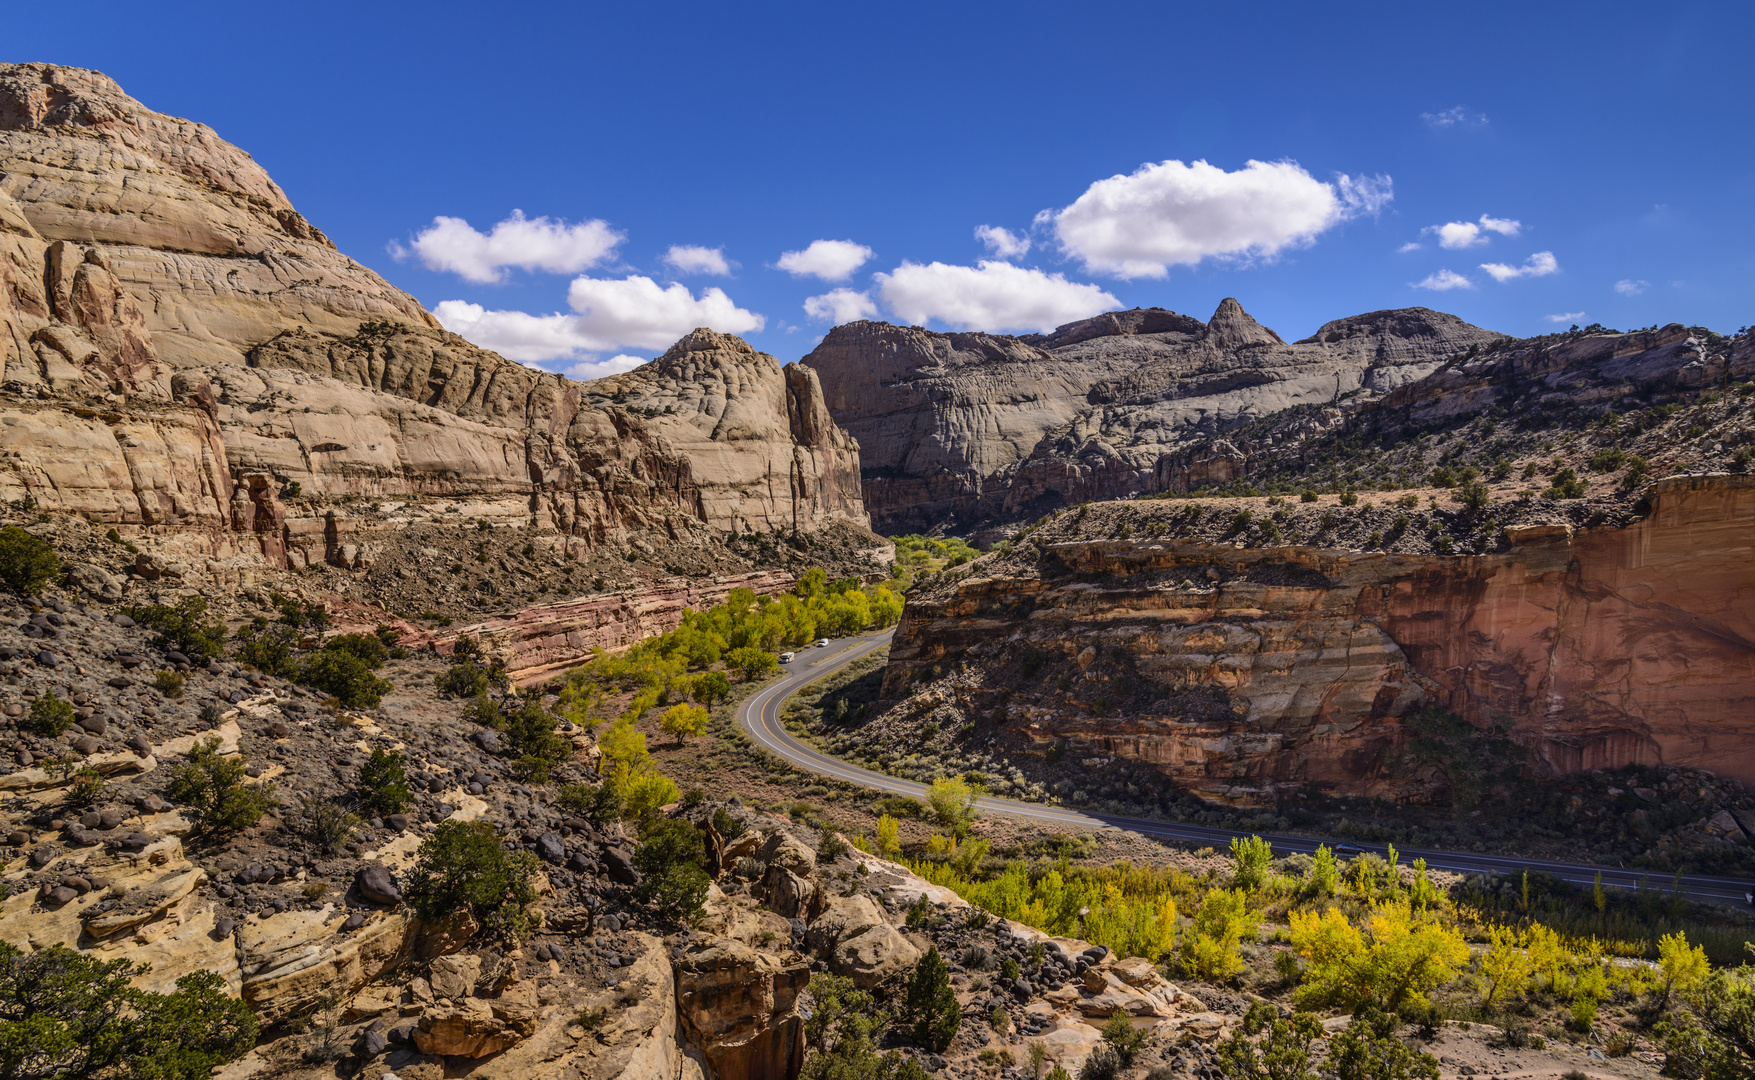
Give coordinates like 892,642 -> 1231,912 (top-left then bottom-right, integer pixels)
0,63 -> 870,593
801,301 -> 1500,532
880,475 -> 1755,803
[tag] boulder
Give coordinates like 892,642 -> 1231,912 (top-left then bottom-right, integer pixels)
832,923 -> 920,989
674,936 -> 808,1080
535,832 -> 566,865
756,829 -> 816,877
805,894 -> 884,955
427,953 -> 481,1001
412,998 -> 526,1058
763,865 -> 818,920
356,863 -> 401,906
604,846 -> 639,886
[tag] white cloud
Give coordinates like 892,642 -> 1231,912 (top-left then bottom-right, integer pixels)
1422,106 -> 1488,128
393,210 -> 622,283
1614,278 -> 1649,296
874,260 -> 1119,332
776,239 -> 873,281
1397,241 -> 1423,253
1043,158 -> 1392,279
663,245 -> 731,276
564,355 -> 648,381
974,225 -> 1032,259
432,276 -> 764,363
1480,251 -> 1559,282
1545,311 -> 1586,324
1413,270 -> 1474,291
803,288 -> 880,325
1427,214 -> 1522,250
565,276 -> 764,349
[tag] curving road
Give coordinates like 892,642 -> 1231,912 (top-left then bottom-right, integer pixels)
739,631 -> 1755,907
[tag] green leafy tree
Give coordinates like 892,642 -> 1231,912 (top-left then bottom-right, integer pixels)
125,595 -> 227,658
357,748 -> 412,815
927,775 -> 979,838
1230,834 -> 1272,893
404,820 -> 541,941
903,945 -> 960,1052
0,942 -> 257,1080
1327,1005 -> 1439,1080
436,659 -> 493,699
233,622 -> 298,678
0,527 -> 59,597
499,696 -> 572,769
1658,931 -> 1710,1007
1307,844 -> 1340,899
167,736 -> 275,835
1217,1000 -> 1323,1080
297,648 -> 392,709
691,670 -> 732,707
727,646 -> 779,681
633,818 -> 710,925
322,632 -> 388,667
26,692 -> 74,737
660,702 -> 709,744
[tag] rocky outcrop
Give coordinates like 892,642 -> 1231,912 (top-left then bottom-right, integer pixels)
880,475 -> 1755,803
801,301 -> 1500,531
0,63 -> 871,600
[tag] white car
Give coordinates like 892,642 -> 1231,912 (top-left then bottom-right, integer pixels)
779,652 -> 795,663
815,638 -> 829,648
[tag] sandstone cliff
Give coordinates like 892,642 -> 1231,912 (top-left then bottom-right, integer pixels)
876,476 -> 1755,805
0,63 -> 871,605
801,300 -> 1500,532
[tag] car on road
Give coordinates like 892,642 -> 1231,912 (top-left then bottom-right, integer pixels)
815,638 -> 829,648
1333,843 -> 1364,859
779,652 -> 795,663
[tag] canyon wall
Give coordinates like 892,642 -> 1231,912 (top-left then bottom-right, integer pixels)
0,63 -> 868,582
801,301 -> 1500,532
880,476 -> 1755,803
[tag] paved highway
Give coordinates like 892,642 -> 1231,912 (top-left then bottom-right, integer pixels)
740,631 -> 1755,908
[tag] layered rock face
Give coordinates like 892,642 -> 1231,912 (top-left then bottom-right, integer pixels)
801,301 -> 1499,532
881,476 -> 1755,803
0,63 -> 868,578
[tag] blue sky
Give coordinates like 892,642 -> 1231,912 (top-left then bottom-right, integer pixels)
11,1 -> 1754,376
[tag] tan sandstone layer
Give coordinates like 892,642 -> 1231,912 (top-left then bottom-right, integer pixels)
881,475 -> 1755,803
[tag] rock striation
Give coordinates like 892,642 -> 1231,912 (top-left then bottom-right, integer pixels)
801,301 -> 1500,532
0,63 -> 869,589
879,475 -> 1755,803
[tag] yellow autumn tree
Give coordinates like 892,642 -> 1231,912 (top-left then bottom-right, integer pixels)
1289,898 -> 1469,1012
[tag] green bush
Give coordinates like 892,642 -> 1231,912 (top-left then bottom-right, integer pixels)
0,527 -> 60,597
167,736 -> 275,835
153,670 -> 185,698
0,941 -> 257,1080
323,632 -> 388,667
298,649 -> 392,709
1217,1000 -> 1323,1080
1328,1005 -> 1439,1080
125,595 -> 227,658
233,622 -> 299,677
1230,834 -> 1272,893
557,781 -> 622,824
633,818 -> 710,925
1545,467 -> 1588,499
1099,1011 -> 1145,1066
436,660 -> 493,699
902,945 -> 960,1052
800,971 -> 929,1080
26,691 -> 74,736
405,820 -> 541,941
357,749 -> 412,814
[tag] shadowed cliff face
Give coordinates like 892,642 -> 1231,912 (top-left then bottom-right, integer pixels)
801,302 -> 1501,532
0,64 -> 870,578
879,476 -> 1755,803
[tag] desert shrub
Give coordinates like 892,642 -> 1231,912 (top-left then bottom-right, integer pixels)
499,696 -> 571,767
0,941 -> 257,1079
299,797 -> 359,855
903,946 -> 960,1052
633,818 -> 709,925
167,735 -> 275,835
436,660 -> 493,699
1328,1005 -> 1439,1080
26,691 -> 74,736
323,632 -> 387,667
1546,467 -> 1588,499
357,748 -> 412,814
126,595 -> 227,658
0,527 -> 60,596
153,670 -> 185,697
298,649 -> 392,709
1306,844 -> 1340,898
233,622 -> 299,678
558,780 -> 623,824
1100,1011 -> 1146,1065
800,971 -> 929,1080
404,820 -> 540,941
1217,1000 -> 1323,1080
